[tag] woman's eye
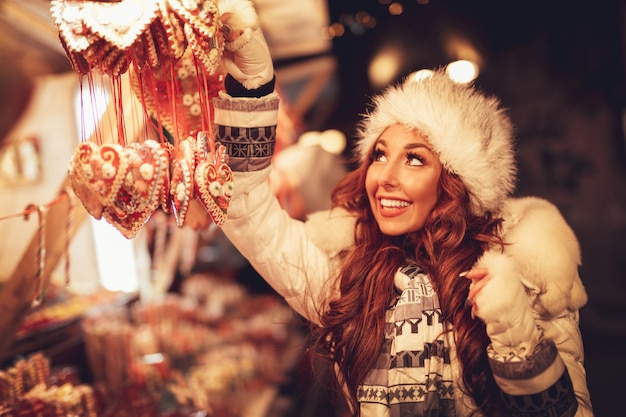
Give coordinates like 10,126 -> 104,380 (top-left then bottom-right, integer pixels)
372,149 -> 388,162
407,153 -> 425,166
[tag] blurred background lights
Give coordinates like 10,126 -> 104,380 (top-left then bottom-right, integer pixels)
298,129 -> 347,155
388,2 -> 404,15
446,60 -> 479,83
298,130 -> 323,147
326,22 -> 345,39
408,69 -> 435,82
368,45 -> 404,89
319,129 -> 347,155
355,11 -> 377,29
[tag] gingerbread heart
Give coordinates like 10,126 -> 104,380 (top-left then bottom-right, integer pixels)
50,1 -> 93,54
155,1 -> 188,60
69,172 -> 104,220
69,142 -> 128,207
194,139 -> 233,226
169,0 -> 222,74
92,0 -> 159,49
130,47 -> 224,144
52,0 -> 222,77
103,140 -> 169,239
168,0 -> 219,38
184,24 -> 222,75
169,135 -> 197,227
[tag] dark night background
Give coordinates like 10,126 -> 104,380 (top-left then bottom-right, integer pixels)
321,2 -> 625,415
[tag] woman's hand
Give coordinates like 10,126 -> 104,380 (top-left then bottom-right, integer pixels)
462,256 -> 540,355
218,0 -> 273,90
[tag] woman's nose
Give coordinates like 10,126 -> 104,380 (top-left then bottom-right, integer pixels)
378,162 -> 399,187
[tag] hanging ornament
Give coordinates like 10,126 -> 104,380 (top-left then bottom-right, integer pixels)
169,134 -> 196,227
194,131 -> 233,226
68,142 -> 128,212
50,0 -> 220,77
102,139 -> 170,238
53,0 -> 233,238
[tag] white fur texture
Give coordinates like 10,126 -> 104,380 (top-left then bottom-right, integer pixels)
217,0 -> 273,89
356,70 -> 517,215
304,207 -> 356,258
496,196 -> 588,315
472,250 -> 541,351
217,0 -> 259,30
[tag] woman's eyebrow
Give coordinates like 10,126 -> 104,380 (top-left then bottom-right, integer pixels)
405,142 -> 433,152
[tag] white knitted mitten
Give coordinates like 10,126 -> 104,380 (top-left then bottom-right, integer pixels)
465,252 -> 541,357
218,0 -> 274,90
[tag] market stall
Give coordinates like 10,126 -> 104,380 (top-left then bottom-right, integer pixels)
0,275 -> 307,417
0,1 -> 313,416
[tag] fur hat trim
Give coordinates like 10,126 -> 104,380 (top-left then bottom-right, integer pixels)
356,69 -> 517,215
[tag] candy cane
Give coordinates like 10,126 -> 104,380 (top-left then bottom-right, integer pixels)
24,203 -> 46,305
60,188 -> 75,285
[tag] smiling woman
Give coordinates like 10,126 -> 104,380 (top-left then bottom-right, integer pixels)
365,124 -> 442,236
212,1 -> 594,415
0,1 -> 619,415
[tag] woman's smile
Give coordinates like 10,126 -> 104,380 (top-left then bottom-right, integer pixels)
378,197 -> 411,214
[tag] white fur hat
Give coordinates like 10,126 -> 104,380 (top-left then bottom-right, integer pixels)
356,69 -> 517,215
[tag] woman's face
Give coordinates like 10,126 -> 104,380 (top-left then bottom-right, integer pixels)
365,124 -> 443,236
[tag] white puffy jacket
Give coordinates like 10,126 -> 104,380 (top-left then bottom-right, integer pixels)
215,91 -> 594,416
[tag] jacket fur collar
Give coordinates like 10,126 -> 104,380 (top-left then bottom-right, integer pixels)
304,196 -> 587,317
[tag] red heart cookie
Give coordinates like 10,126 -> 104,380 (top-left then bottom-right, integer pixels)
69,141 -> 128,207
103,139 -> 169,239
69,173 -> 104,220
194,141 -> 233,226
169,135 -> 197,227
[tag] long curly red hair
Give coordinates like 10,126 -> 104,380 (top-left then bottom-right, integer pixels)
310,145 -> 509,416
